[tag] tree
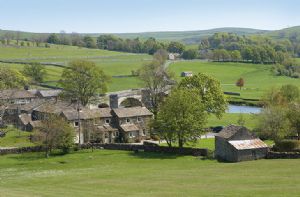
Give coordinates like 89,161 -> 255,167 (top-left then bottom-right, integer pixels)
47,33 -> 60,44
256,106 -> 290,141
178,73 -> 227,118
153,49 -> 168,64
33,115 -> 74,158
167,41 -> 185,54
236,77 -> 245,90
22,63 -> 47,83
154,88 -> 207,148
0,67 -> 28,89
182,49 -> 198,59
138,52 -> 174,117
60,60 -> 109,106
280,84 -> 300,103
83,36 -> 96,48
286,102 -> 300,140
231,50 -> 242,62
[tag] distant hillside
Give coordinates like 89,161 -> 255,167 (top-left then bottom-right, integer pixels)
265,26 -> 300,40
0,27 -> 268,44
99,27 -> 269,44
2,26 -> 300,44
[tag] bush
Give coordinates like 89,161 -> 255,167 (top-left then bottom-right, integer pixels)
273,140 -> 300,152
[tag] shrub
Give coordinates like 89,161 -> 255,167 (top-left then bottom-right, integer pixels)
273,140 -> 300,152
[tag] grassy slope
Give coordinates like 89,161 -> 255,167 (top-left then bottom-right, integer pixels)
169,61 -> 300,100
0,150 -> 299,197
0,127 -> 34,148
0,45 -> 151,91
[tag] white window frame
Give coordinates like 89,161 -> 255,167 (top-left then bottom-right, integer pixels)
137,117 -> 142,122
74,121 -> 79,127
105,118 -> 110,124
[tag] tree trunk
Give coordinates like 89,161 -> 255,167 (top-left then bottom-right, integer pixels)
178,138 -> 183,149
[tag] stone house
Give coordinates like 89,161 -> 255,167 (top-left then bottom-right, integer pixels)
215,125 -> 269,162
112,107 -> 153,143
60,108 -> 118,144
0,89 -> 36,105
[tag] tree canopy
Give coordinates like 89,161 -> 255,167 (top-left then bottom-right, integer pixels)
0,67 -> 28,90
60,60 -> 110,106
154,88 -> 207,148
22,63 -> 47,83
178,73 -> 227,118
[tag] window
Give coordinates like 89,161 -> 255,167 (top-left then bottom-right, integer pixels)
105,119 -> 110,124
126,118 -> 130,123
74,121 -> 79,127
137,117 -> 142,122
142,130 -> 146,136
115,131 -> 119,137
129,132 -> 134,138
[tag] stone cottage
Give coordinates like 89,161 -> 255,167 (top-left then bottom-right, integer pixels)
112,107 -> 153,143
215,125 -> 269,162
0,89 -> 36,105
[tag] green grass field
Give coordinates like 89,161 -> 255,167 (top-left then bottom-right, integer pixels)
0,127 -> 34,148
0,45 -> 151,91
169,61 -> 300,100
0,150 -> 299,197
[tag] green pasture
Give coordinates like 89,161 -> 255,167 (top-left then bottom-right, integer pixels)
169,61 -> 300,100
0,149 -> 299,197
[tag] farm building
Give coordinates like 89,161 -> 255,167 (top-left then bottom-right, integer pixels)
215,125 -> 269,162
181,71 -> 193,77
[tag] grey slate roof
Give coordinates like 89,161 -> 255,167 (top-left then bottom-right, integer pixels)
61,108 -> 112,121
33,100 -> 77,114
217,125 -> 246,139
120,124 -> 139,132
38,90 -> 62,98
0,89 -> 36,100
113,107 -> 152,118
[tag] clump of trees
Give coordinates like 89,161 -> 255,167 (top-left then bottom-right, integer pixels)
60,60 -> 110,106
22,63 -> 47,83
256,84 -> 300,142
152,73 -> 227,148
33,115 -> 75,158
0,67 -> 28,89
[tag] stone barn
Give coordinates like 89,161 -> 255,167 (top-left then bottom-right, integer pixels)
215,125 -> 269,162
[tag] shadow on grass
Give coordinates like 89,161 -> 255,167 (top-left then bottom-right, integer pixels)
128,151 -> 184,160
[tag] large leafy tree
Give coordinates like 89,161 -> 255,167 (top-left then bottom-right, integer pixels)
60,60 -> 109,106
178,73 -> 227,118
139,50 -> 174,117
22,63 -> 47,83
0,67 -> 28,90
154,88 -> 207,148
256,106 -> 291,141
33,115 -> 75,158
167,41 -> 185,54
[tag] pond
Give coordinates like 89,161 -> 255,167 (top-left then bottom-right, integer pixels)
227,104 -> 262,114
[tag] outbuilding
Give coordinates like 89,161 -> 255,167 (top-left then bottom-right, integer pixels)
181,71 -> 193,77
215,125 -> 269,162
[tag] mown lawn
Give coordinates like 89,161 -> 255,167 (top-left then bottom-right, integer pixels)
0,150 -> 299,197
169,61 -> 300,100
207,113 -> 257,129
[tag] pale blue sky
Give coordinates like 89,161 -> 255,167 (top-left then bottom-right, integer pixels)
0,0 -> 298,33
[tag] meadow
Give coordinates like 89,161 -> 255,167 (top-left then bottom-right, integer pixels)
0,149 -> 299,197
0,45 -> 151,91
169,60 -> 300,100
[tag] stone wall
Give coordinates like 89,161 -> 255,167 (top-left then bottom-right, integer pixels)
0,146 -> 43,155
0,143 -> 208,157
266,151 -> 300,159
80,143 -> 208,156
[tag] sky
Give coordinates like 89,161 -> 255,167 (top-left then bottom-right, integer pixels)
0,0 -> 299,33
